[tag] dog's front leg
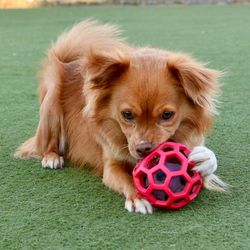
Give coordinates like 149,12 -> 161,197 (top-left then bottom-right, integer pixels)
103,159 -> 153,214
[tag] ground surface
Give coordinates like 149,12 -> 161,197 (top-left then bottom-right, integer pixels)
0,5 -> 250,250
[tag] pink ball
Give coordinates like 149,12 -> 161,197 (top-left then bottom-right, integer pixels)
132,142 -> 202,209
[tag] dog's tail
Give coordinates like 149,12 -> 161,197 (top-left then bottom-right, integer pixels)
15,136 -> 41,160
48,19 -> 128,63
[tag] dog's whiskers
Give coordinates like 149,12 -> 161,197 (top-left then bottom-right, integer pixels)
120,144 -> 129,151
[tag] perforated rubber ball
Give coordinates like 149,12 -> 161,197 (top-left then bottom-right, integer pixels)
132,142 -> 202,209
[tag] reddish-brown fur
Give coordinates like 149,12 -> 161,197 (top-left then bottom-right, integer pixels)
15,20 -> 222,205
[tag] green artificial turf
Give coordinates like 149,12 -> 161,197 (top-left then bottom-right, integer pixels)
0,5 -> 250,250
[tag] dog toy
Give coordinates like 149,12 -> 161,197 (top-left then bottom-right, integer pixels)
132,142 -> 202,209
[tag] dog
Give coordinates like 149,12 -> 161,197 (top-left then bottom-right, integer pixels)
15,20 -> 228,214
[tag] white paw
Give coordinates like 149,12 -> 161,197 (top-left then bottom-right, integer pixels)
189,146 -> 217,177
125,198 -> 153,215
41,153 -> 64,169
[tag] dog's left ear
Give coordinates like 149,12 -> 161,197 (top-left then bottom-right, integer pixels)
83,50 -> 130,117
167,53 -> 222,114
86,50 -> 130,88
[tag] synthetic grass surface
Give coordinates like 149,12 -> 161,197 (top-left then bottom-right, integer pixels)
0,5 -> 250,250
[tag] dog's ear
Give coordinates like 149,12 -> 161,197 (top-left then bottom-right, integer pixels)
83,50 -> 130,117
86,50 -> 130,89
167,53 -> 222,114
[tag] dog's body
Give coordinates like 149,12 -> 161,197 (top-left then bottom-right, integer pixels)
16,20 -> 227,214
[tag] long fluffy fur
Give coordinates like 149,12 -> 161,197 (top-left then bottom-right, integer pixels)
15,20 -> 228,202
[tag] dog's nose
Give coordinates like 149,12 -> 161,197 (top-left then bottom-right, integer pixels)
136,142 -> 153,158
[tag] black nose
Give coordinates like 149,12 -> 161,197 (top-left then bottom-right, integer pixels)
136,142 -> 153,158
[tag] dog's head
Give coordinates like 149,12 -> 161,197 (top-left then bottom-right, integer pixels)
84,48 -> 221,160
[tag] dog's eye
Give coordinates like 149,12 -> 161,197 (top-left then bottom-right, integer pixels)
122,111 -> 134,121
161,111 -> 174,121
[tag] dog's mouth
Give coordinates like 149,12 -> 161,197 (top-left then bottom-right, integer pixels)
128,149 -> 145,162
130,146 -> 157,162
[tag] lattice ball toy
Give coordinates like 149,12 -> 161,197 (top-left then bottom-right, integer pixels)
132,142 -> 202,209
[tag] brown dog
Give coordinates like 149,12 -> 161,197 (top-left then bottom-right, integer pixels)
15,20 -> 227,214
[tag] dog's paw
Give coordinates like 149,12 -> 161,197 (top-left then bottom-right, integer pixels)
189,146 -> 217,177
41,152 -> 64,169
125,198 -> 153,215
189,146 -> 229,192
